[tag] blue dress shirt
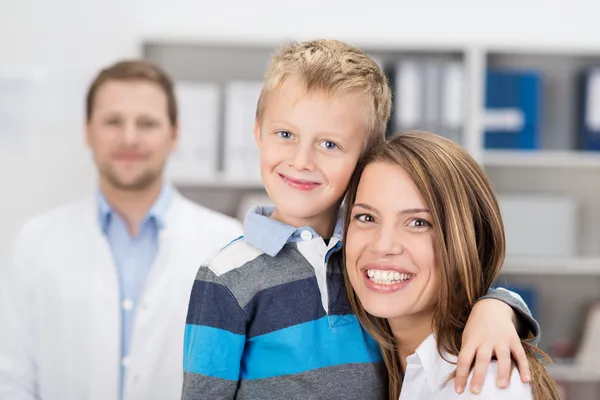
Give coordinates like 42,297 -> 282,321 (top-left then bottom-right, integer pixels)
97,182 -> 173,399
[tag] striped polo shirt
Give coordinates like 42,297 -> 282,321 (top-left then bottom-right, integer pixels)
181,205 -> 387,399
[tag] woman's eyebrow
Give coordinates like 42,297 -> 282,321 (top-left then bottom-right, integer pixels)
352,203 -> 430,215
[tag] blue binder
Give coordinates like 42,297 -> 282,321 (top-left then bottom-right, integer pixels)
484,68 -> 542,150
576,67 -> 600,150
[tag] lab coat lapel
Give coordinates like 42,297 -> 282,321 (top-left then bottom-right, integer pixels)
87,202 -> 121,400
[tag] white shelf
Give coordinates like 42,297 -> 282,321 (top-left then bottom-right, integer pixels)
501,257 -> 600,275
483,150 -> 600,168
547,363 -> 600,383
141,34 -> 470,53
172,175 -> 264,189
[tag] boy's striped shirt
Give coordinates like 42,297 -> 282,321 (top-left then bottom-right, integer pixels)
181,206 -> 386,399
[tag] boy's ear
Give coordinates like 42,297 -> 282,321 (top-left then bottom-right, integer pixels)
254,120 -> 262,145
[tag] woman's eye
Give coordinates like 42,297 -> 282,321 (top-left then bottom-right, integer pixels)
277,131 -> 293,139
354,213 -> 375,223
410,219 -> 431,228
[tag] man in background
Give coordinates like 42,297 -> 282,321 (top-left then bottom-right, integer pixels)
0,60 -> 242,400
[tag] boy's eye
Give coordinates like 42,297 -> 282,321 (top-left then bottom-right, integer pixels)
277,130 -> 293,140
321,141 -> 338,150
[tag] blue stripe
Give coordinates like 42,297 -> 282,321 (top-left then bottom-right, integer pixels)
243,273 -> 354,338
245,277 -> 326,338
325,240 -> 342,262
183,324 -> 245,380
220,235 -> 243,251
186,279 -> 246,335
241,315 -> 381,380
327,270 -> 353,316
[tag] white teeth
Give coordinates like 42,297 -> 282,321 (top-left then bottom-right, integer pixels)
366,269 -> 414,285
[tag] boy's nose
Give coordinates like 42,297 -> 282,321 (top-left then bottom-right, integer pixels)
290,147 -> 316,171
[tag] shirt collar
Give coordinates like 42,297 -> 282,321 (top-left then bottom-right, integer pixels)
408,333 -> 458,392
97,181 -> 173,233
244,205 -> 345,257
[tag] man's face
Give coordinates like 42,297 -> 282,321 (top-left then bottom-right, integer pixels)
86,80 -> 177,191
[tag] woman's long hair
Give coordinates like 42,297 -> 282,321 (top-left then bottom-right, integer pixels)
342,131 -> 561,400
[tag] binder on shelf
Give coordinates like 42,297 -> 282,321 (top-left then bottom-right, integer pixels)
392,59 -> 424,135
223,81 -> 263,181
484,68 -> 542,150
440,60 -> 465,145
422,59 -> 441,136
576,67 -> 600,150
390,58 -> 465,145
167,81 -> 220,183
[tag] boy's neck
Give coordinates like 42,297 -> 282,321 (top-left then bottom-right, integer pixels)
388,314 -> 434,375
270,206 -> 339,239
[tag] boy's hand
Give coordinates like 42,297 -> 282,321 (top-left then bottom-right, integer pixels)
455,298 -> 531,394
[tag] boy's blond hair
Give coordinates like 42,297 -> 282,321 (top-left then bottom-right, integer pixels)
256,39 -> 392,147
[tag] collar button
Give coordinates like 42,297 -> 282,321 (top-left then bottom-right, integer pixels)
300,230 -> 313,241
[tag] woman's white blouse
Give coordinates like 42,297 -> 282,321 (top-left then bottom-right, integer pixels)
399,334 -> 533,399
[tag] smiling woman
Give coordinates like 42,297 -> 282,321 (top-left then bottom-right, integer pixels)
342,131 -> 561,400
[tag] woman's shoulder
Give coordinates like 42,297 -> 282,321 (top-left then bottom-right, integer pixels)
457,363 -> 533,399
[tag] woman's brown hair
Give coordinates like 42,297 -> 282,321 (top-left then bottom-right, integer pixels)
342,131 -> 561,400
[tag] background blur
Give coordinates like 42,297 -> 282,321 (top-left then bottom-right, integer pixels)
2,1 -> 600,398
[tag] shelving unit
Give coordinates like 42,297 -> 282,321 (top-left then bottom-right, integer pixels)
548,363 -> 600,383
142,39 -> 600,397
483,149 -> 600,168
501,256 -> 600,275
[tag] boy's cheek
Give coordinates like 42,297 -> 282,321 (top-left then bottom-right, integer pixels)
326,165 -> 357,189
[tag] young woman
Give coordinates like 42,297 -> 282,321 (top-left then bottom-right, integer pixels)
343,131 -> 561,399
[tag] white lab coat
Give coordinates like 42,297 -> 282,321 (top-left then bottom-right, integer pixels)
0,191 -> 243,400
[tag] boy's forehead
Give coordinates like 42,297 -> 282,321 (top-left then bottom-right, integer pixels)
264,80 -> 367,120
264,89 -> 368,136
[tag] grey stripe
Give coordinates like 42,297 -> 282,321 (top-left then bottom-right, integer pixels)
181,373 -> 238,399
194,264 -> 226,285
236,362 -> 387,400
220,243 -> 316,309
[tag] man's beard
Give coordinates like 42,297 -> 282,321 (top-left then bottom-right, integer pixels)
100,165 -> 162,192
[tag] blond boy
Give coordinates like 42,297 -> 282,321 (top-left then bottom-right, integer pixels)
181,40 -> 539,399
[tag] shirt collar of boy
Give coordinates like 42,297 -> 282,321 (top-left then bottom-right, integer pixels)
244,205 -> 344,257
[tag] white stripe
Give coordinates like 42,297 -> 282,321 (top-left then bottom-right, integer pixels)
208,239 -> 264,276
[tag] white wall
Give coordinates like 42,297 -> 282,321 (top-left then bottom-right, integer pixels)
0,0 -> 598,264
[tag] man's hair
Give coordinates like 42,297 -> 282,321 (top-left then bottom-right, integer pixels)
256,39 -> 392,147
85,59 -> 177,125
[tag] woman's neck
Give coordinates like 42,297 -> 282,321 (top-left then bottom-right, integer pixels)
388,314 -> 434,374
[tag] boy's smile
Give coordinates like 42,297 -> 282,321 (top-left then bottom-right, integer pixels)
277,172 -> 322,192
253,77 -> 367,237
